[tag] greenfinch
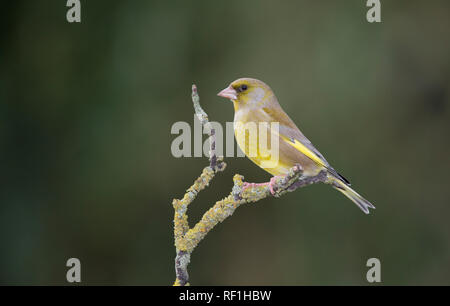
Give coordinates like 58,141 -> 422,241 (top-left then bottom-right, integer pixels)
218,78 -> 375,214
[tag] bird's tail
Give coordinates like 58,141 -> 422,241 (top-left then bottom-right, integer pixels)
328,176 -> 375,214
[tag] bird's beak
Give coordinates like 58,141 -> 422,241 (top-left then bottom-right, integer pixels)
217,86 -> 238,100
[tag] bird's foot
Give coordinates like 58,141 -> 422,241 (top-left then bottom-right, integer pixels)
242,176 -> 286,196
242,182 -> 269,191
269,176 -> 285,195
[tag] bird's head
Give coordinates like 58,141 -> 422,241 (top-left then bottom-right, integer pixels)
217,78 -> 274,110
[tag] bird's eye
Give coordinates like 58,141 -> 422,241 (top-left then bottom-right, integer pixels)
239,84 -> 248,92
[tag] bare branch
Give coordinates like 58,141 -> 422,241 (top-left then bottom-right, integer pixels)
191,85 -> 222,171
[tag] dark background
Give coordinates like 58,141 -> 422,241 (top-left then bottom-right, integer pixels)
1,0 -> 449,285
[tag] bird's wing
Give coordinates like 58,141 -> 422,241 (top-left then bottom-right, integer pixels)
278,124 -> 330,167
260,106 -> 329,165
261,106 -> 350,185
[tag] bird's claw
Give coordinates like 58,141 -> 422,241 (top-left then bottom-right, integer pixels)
242,182 -> 269,191
269,176 -> 284,196
243,176 -> 284,196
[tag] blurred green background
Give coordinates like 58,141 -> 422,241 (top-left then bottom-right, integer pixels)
1,0 -> 449,285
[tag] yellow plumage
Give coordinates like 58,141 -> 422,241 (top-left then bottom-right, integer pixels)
218,78 -> 375,214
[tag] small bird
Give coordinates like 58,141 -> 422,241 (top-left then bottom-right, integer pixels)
218,78 -> 375,214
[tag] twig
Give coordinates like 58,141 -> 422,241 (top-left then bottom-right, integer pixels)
172,85 -> 328,286
191,85 -> 221,171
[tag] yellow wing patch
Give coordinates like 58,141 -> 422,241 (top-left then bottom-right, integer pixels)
280,135 -> 327,168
